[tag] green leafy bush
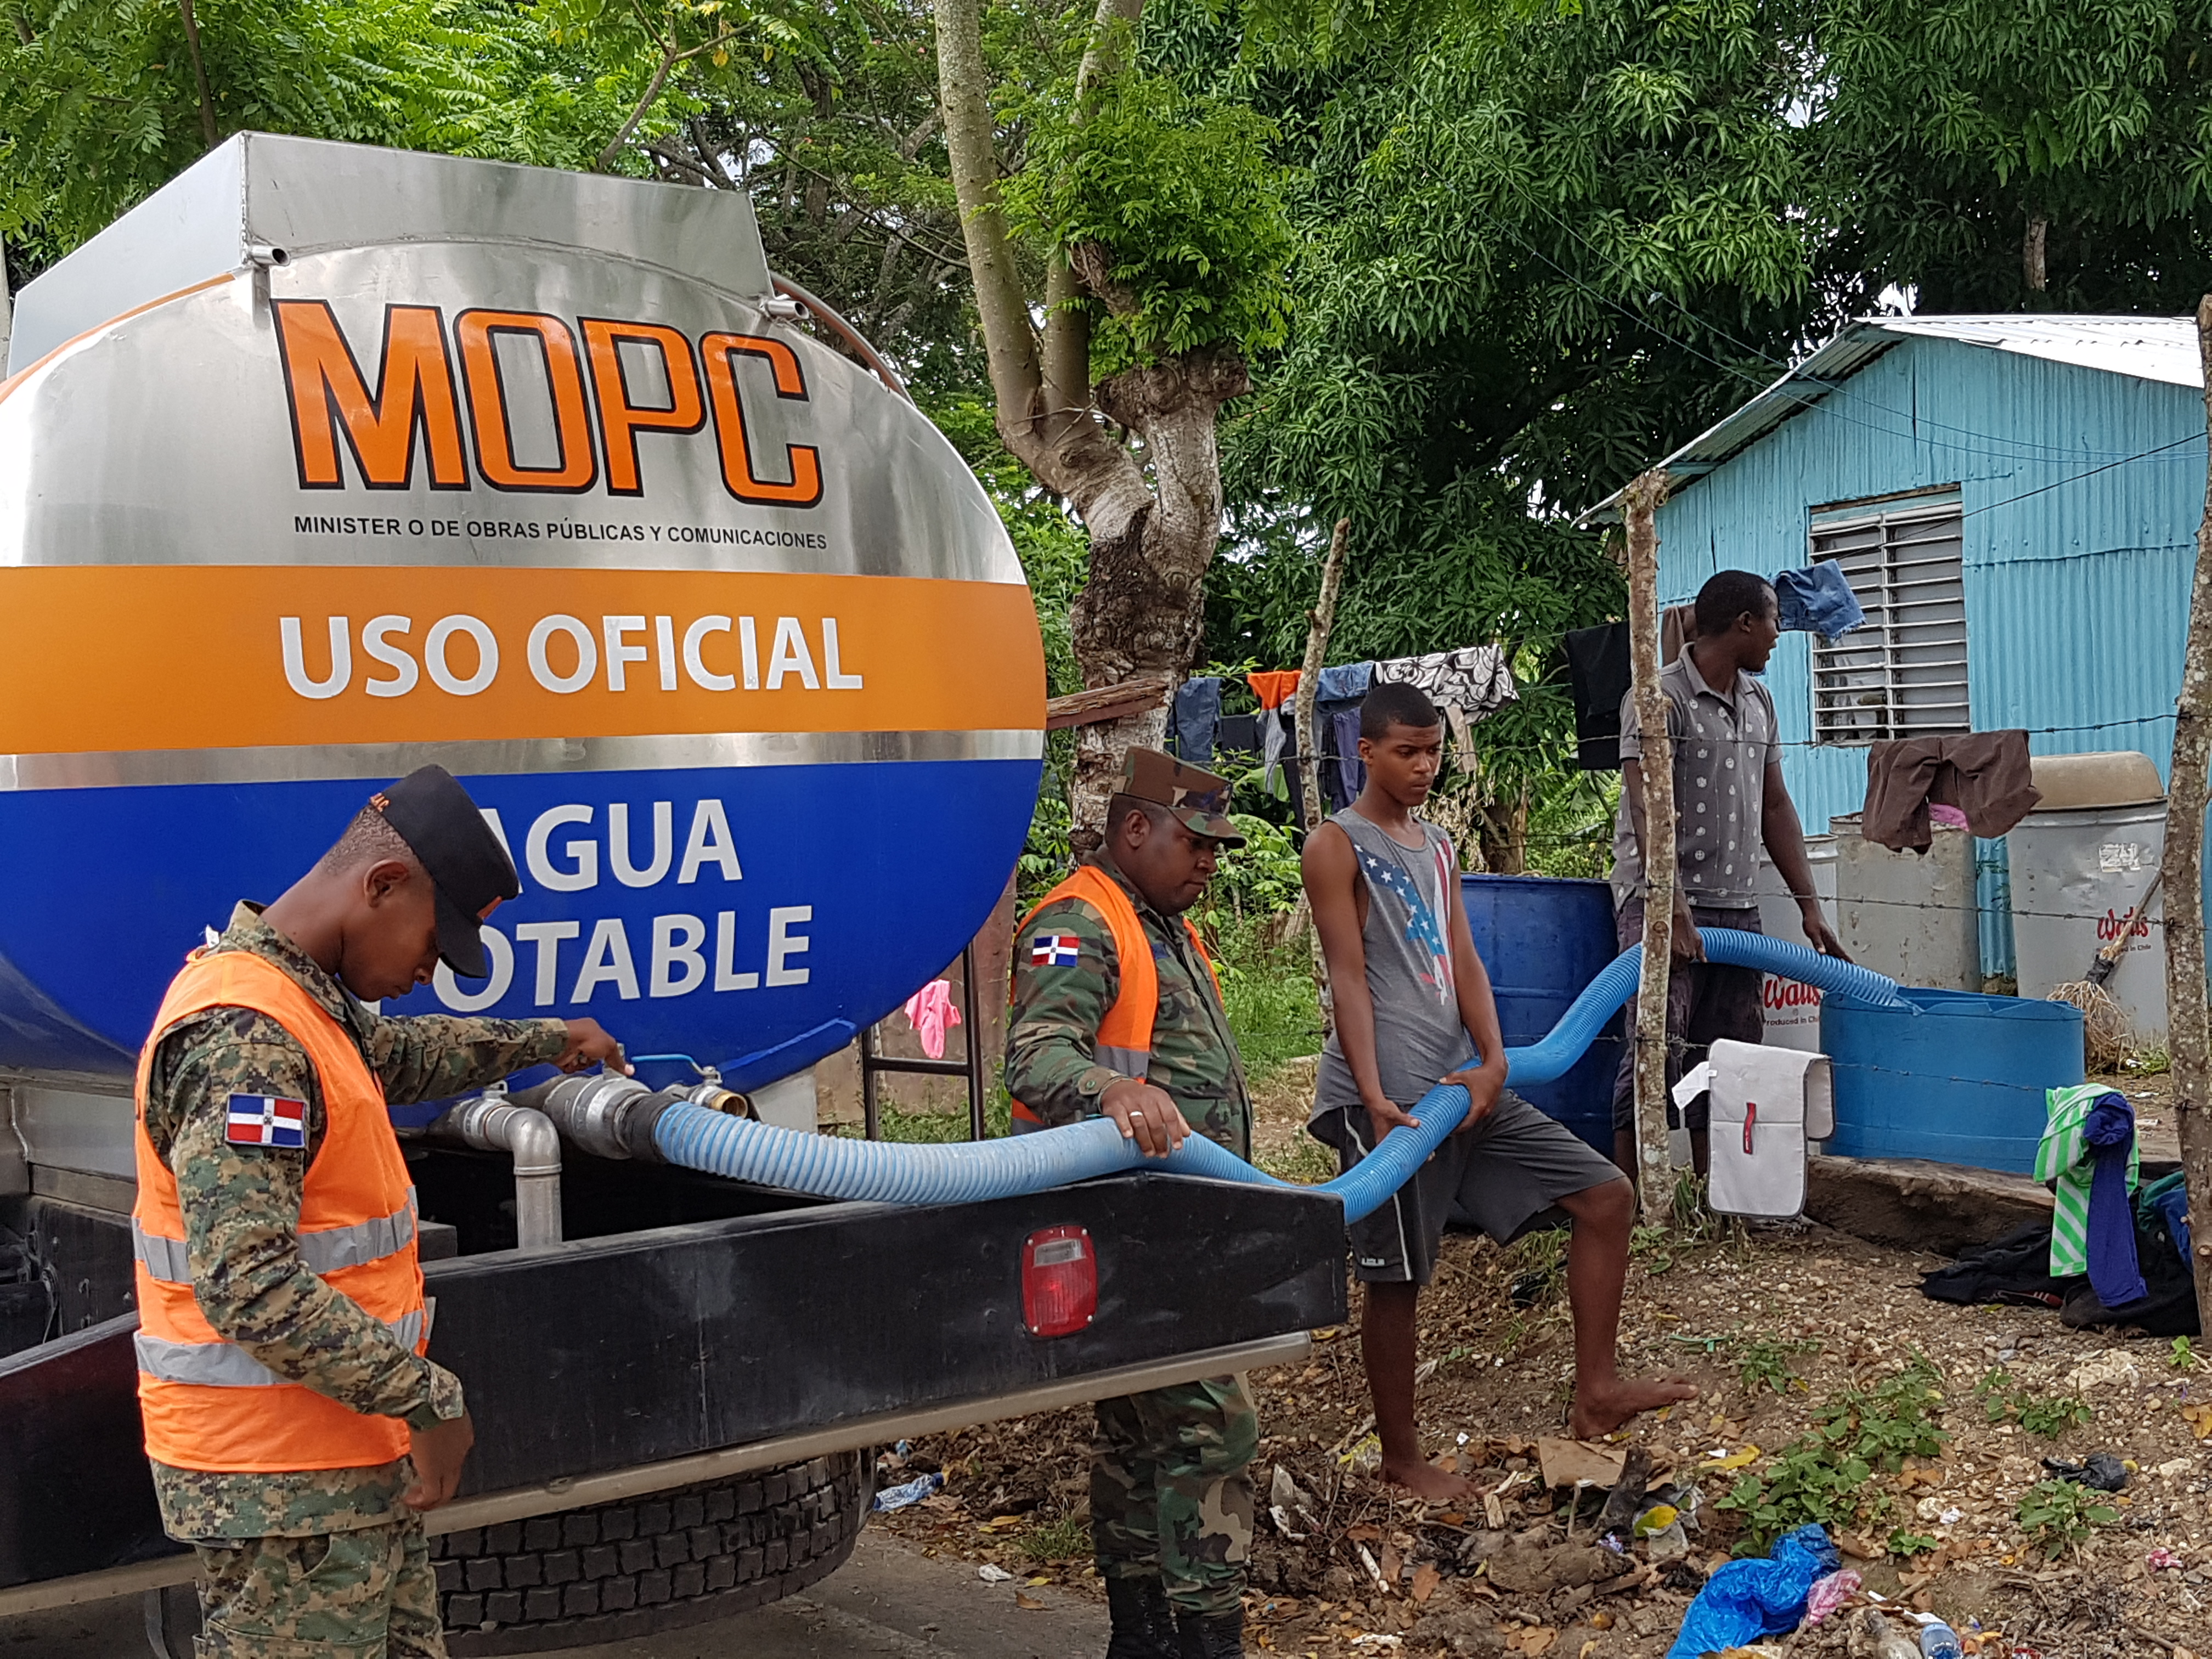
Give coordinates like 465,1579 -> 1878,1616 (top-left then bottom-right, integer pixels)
1716,1357 -> 1948,1551
1976,1369 -> 2093,1439
1005,69 -> 1294,376
2016,1478 -> 2117,1558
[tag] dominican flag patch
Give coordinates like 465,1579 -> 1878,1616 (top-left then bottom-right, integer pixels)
1030,934 -> 1082,967
225,1094 -> 307,1149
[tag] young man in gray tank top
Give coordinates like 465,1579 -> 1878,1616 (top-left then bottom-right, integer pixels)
1304,685 -> 1694,1497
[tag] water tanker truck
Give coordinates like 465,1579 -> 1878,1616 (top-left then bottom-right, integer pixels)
0,134 -> 1346,1653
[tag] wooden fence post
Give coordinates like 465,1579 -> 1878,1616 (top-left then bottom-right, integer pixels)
1623,470 -> 1677,1216
2164,298 -> 2212,1322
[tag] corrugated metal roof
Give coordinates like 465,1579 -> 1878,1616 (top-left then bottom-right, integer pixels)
1583,313 -> 2201,521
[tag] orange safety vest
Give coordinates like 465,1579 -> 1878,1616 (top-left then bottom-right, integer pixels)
131,949 -> 426,1472
1010,864 -> 1223,1126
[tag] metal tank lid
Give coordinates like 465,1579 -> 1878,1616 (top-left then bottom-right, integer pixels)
2025,751 -> 2165,813
8,132 -> 773,375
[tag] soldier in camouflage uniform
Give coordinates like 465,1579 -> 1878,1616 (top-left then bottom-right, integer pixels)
1005,749 -> 1257,1659
138,766 -> 627,1657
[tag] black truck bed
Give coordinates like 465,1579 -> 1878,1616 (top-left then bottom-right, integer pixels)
0,1169 -> 1344,1595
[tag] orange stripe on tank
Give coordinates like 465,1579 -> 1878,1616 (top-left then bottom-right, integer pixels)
0,565 -> 1045,755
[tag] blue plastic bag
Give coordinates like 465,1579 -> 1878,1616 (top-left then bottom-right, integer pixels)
1664,1524 -> 1840,1659
872,1472 -> 944,1513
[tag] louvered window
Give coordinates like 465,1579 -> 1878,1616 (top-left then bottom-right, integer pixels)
1809,494 -> 1968,745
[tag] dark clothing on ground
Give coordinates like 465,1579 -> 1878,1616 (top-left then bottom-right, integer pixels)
1609,900 -> 1764,1133
1861,731 -> 2040,852
1315,1092 -> 1622,1285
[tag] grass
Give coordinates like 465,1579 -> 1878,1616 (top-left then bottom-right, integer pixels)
1017,1513 -> 1092,1563
1738,1335 -> 1822,1395
1211,917 -> 1324,1083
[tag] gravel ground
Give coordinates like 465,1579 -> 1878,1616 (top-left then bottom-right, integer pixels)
872,1066 -> 2211,1658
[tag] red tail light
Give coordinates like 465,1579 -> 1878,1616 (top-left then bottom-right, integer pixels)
1022,1225 -> 1097,1337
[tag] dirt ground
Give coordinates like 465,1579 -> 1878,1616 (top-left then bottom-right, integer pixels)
871,1066 -> 2212,1658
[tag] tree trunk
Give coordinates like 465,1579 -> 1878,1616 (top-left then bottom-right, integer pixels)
1624,470 -> 1677,1215
2165,297 -> 2212,1323
2024,213 -> 2049,295
934,0 -> 1245,853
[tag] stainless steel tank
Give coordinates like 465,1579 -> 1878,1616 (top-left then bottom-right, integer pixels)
0,133 -> 1043,1107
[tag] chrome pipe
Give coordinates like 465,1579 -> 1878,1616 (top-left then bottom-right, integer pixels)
428,1098 -> 563,1248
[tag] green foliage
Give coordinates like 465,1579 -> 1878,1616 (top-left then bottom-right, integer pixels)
1818,0 -> 2212,312
2172,1336 -> 2199,1370
1209,915 -> 1323,1080
1717,1356 -> 1948,1551
1200,814 -> 1305,921
1737,1335 -> 1821,1396
2016,1477 -> 2118,1558
1977,1368 -> 2093,1439
1017,1511 -> 1092,1561
1886,1527 -> 1940,1558
1005,65 -> 1295,375
0,0 -> 653,273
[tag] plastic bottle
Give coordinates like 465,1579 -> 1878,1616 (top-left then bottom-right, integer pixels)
1917,1618 -> 1963,1659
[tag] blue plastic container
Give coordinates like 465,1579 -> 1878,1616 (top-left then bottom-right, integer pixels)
1459,874 -> 1622,1156
1821,989 -> 2085,1173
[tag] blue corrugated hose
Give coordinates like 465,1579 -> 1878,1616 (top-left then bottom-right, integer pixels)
653,929 -> 1904,1224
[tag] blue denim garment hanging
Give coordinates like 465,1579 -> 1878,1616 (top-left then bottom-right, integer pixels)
1171,676 -> 1222,764
1773,563 -> 1865,642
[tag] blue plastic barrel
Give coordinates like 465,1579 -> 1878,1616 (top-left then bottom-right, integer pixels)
1459,875 -> 1622,1156
1821,989 -> 2085,1173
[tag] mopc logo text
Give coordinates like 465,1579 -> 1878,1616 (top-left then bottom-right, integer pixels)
273,302 -> 822,506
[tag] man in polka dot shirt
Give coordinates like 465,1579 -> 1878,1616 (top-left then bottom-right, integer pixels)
1608,569 -> 1848,1179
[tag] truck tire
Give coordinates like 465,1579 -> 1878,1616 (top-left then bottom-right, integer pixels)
436,1453 -> 870,1655
139,1454 -> 870,1658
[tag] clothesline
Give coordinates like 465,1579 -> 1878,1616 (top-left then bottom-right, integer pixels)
1174,645 -> 1522,814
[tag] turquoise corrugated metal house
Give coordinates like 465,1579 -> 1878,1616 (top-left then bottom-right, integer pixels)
1596,315 -> 2210,975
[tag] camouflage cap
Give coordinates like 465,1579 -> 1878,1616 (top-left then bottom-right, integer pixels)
1118,748 -> 1244,845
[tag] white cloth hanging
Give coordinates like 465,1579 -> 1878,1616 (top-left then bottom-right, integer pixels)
1704,1040 -> 1834,1219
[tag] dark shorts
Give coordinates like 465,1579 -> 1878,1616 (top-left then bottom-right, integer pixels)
1316,1092 -> 1626,1286
1609,900 -> 1764,1133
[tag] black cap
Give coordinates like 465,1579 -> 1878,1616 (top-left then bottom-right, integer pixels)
368,766 -> 521,979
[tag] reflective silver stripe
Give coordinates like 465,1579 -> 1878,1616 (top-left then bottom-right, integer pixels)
132,1224 -> 193,1285
297,1189 -> 417,1274
132,1189 -> 416,1284
0,729 -> 1043,792
1097,1046 -> 1149,1079
135,1308 -> 426,1388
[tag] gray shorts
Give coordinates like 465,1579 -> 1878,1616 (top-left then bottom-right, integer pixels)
1314,1092 -> 1627,1286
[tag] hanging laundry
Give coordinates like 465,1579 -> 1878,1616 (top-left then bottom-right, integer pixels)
1261,704 -> 1295,793
1373,646 -> 1517,718
2038,1085 -> 2145,1309
1862,731 -> 2040,852
1314,662 -> 1374,703
1324,707 -> 1366,809
1661,604 -> 1697,661
1215,712 -> 1260,756
1564,622 -> 1630,771
1245,669 -> 1301,710
1773,563 -> 1866,642
1171,676 -> 1222,765
901,979 -> 963,1062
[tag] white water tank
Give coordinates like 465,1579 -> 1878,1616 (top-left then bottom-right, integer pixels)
1754,837 -> 1836,1052
1830,814 -> 1979,990
2009,753 -> 2169,1048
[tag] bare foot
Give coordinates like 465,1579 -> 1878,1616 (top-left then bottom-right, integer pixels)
1570,1375 -> 1699,1439
1380,1454 -> 1478,1504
